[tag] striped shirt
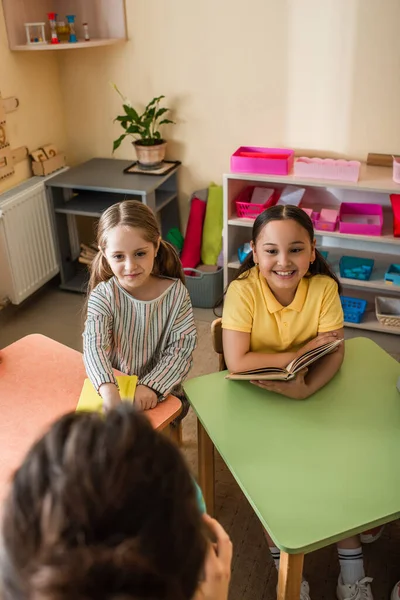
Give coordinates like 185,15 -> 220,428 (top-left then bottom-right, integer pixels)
83,277 -> 197,398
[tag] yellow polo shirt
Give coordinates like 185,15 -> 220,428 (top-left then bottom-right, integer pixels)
222,267 -> 343,353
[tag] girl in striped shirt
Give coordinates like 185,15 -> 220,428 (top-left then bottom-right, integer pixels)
83,200 -> 197,413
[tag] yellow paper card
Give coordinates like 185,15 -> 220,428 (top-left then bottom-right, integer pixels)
76,375 -> 138,413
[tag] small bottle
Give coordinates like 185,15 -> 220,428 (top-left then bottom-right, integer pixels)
83,22 -> 90,41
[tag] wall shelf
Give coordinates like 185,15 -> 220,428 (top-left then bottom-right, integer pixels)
11,39 -> 125,51
223,164 -> 400,337
1,0 -> 127,51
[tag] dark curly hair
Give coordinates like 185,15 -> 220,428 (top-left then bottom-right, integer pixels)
1,404 -> 208,600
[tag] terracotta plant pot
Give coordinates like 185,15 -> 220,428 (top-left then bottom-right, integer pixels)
133,140 -> 167,169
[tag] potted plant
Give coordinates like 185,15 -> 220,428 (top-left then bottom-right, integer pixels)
112,84 -> 175,169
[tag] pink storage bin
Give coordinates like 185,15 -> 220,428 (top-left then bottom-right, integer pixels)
301,207 -> 319,226
314,208 -> 339,232
235,186 -> 277,219
339,203 -> 383,236
230,146 -> 294,175
294,158 -> 361,182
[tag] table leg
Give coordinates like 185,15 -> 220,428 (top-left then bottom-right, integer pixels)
169,421 -> 183,446
277,552 -> 304,600
197,418 -> 215,516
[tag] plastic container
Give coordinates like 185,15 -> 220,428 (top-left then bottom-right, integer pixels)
319,250 -> 329,260
230,147 -> 294,175
375,296 -> 400,328
301,207 -> 319,226
339,203 -> 383,236
314,208 -> 339,232
390,194 -> 400,237
183,267 -> 223,308
384,263 -> 400,286
294,158 -> 361,182
340,296 -> 367,323
235,185 -> 276,219
339,256 -> 374,281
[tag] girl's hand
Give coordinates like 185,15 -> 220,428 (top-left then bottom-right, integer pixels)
294,331 -> 340,361
194,514 -> 232,600
99,382 -> 121,412
134,385 -> 158,410
250,367 -> 309,400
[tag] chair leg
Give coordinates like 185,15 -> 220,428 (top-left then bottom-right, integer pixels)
277,551 -> 304,600
169,421 -> 183,446
197,418 -> 215,516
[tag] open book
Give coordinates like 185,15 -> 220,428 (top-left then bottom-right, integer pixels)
226,339 -> 343,382
76,375 -> 137,413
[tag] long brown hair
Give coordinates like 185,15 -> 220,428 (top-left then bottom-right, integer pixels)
2,405 -> 208,600
233,204 -> 342,292
88,200 -> 185,295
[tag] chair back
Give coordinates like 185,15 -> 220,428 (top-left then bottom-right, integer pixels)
211,318 -> 226,371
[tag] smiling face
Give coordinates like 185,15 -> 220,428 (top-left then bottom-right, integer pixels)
252,218 -> 316,304
103,225 -> 159,294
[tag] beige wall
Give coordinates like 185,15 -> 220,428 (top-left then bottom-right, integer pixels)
57,0 -> 400,224
0,7 -> 67,194
3,0 -> 400,224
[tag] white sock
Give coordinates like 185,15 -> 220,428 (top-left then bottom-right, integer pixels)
338,547 -> 365,585
269,546 -> 280,570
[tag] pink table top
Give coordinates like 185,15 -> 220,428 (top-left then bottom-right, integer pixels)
0,334 -> 182,504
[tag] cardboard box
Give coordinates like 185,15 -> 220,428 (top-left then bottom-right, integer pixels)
32,153 -> 65,176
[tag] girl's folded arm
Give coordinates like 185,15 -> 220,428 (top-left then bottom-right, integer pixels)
223,328 -> 297,373
83,290 -> 117,392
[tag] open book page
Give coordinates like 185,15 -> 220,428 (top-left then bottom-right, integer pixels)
285,339 -> 343,375
225,338 -> 343,382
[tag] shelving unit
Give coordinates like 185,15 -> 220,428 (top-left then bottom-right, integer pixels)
223,165 -> 400,336
47,158 -> 180,293
1,0 -> 127,51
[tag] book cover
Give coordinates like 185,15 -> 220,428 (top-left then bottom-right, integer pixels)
76,375 -> 138,413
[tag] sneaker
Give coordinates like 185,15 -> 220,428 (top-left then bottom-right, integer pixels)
390,581 -> 400,600
360,525 -> 384,544
336,576 -> 373,600
276,579 -> 311,600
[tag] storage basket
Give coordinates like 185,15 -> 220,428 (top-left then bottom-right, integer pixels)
340,296 -> 367,323
339,256 -> 374,281
235,185 -> 276,219
375,296 -> 400,328
183,267 -> 223,308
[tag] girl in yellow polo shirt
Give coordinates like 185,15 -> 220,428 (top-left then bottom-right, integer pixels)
222,204 -> 373,600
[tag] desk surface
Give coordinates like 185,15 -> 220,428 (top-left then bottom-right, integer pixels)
184,337 -> 400,554
0,335 -> 181,504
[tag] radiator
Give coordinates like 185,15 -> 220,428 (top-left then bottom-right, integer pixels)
0,177 -> 59,305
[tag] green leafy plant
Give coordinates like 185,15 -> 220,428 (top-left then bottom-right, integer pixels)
112,84 -> 175,153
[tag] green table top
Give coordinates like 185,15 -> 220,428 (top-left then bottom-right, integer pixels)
184,338 -> 400,554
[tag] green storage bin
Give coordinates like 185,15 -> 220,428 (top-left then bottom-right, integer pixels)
183,267 -> 223,308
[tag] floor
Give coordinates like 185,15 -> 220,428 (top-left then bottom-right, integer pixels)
1,280 -> 400,600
